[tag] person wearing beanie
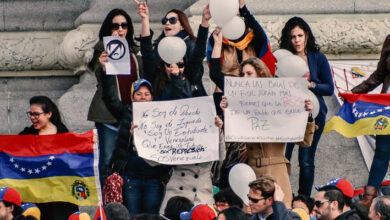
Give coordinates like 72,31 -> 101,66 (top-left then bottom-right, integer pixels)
0,187 -> 23,220
68,212 -> 91,220
21,203 -> 40,220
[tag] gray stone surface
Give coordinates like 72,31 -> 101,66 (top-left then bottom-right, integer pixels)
2,0 -> 90,31
0,76 -> 79,134
75,0 -> 198,26
58,71 -> 96,133
187,0 -> 390,15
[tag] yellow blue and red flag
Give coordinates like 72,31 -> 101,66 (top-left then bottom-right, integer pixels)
0,130 -> 99,205
324,93 -> 390,137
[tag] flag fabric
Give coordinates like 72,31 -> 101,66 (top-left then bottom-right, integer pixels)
324,93 -> 390,137
94,204 -> 107,220
0,130 -> 100,206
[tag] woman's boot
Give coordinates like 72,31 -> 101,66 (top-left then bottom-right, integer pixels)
359,185 -> 378,208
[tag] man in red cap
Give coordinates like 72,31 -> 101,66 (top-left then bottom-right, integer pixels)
316,178 -> 363,220
0,187 -> 23,220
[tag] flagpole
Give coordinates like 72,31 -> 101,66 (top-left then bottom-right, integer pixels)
92,129 -> 103,208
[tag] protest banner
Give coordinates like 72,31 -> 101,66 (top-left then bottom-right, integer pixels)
133,96 -> 219,165
224,77 -> 309,142
0,131 -> 100,205
103,36 -> 131,75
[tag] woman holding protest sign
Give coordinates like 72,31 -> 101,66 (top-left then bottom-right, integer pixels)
100,71 -> 169,216
279,17 -> 334,197
20,96 -> 78,220
87,8 -> 141,188
134,1 -> 227,212
211,27 -> 315,207
134,0 -> 208,98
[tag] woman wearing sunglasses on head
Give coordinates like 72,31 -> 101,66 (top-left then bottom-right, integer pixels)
134,0 -> 210,100
87,8 -> 141,187
20,96 -> 78,220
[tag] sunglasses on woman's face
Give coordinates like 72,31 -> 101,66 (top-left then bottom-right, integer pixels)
161,17 -> 178,25
164,62 -> 185,68
112,22 -> 128,30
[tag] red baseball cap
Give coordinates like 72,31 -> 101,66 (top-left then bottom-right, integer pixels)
180,204 -> 217,220
316,178 -> 354,198
0,187 -> 22,206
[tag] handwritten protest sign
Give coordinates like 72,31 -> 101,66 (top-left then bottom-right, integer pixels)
133,96 -> 219,165
103,36 -> 131,75
224,77 -> 309,142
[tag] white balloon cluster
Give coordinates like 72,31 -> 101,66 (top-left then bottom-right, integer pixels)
274,49 -> 320,118
157,36 -> 187,64
210,0 -> 245,40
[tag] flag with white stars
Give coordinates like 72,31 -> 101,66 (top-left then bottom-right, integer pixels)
0,130 -> 100,206
324,93 -> 390,137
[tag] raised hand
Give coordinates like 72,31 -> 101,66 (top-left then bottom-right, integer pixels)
214,116 -> 223,133
273,183 -> 285,202
133,0 -> 149,19
213,27 -> 223,45
201,4 -> 211,27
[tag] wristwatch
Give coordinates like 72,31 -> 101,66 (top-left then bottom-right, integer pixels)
309,81 -> 316,89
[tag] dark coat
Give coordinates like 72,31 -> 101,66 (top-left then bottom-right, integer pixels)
250,201 -> 301,220
140,25 -> 209,100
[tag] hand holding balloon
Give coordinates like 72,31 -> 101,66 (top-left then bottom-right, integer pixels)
201,4 -> 211,27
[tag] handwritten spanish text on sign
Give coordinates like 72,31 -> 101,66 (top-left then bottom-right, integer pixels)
103,36 -> 131,75
224,77 -> 309,142
133,96 -> 219,165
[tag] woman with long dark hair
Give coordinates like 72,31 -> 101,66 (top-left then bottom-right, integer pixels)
134,0 -> 209,99
87,8 -> 140,186
20,96 -> 78,220
280,17 -> 334,196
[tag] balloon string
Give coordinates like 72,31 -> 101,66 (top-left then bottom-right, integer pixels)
343,68 -> 349,91
331,67 -> 342,93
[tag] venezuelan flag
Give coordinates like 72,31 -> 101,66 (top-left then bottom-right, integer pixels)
0,130 -> 99,206
324,93 -> 390,137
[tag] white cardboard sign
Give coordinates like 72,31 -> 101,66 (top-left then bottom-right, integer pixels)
224,77 -> 309,142
133,96 -> 219,165
103,36 -> 131,75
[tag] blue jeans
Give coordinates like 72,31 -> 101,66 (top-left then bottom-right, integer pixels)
96,122 -> 118,187
123,176 -> 164,216
285,114 -> 326,196
367,135 -> 390,188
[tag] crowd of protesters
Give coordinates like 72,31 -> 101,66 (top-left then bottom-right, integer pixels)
3,0 -> 390,219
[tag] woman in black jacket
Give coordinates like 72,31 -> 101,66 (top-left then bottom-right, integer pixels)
101,73 -> 168,216
134,0 -> 210,99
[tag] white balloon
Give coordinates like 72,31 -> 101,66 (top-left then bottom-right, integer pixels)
210,0 -> 239,26
275,55 -> 309,78
157,36 -> 187,64
228,163 -> 256,205
273,49 -> 293,62
222,16 -> 246,40
307,90 -> 320,118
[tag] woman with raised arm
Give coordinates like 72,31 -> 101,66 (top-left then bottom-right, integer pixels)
279,17 -> 334,197
134,0 -> 208,98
